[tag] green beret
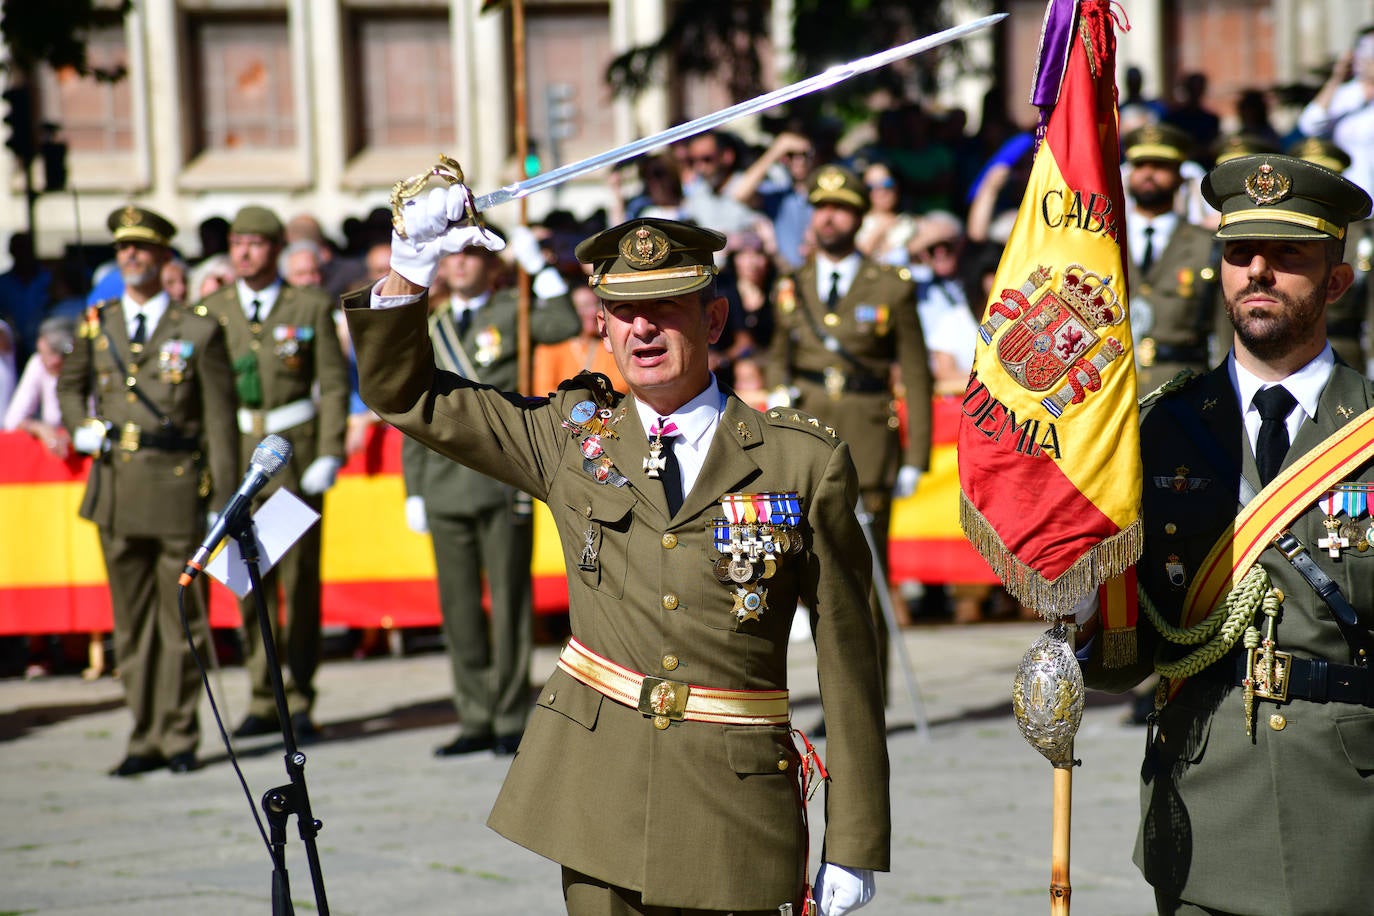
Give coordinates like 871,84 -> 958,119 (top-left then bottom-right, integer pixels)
230,205 -> 284,242
576,218 -> 726,301
1284,136 -> 1352,173
1122,122 -> 1194,164
1202,154 -> 1372,241
107,205 -> 177,247
1213,133 -> 1280,166
807,164 -> 869,212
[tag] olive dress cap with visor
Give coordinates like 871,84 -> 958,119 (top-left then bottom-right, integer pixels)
1202,153 -> 1372,241
576,218 -> 726,301
807,164 -> 869,212
1122,122 -> 1193,164
1213,133 -> 1281,166
229,205 -> 285,242
1284,136 -> 1353,173
108,205 -> 177,247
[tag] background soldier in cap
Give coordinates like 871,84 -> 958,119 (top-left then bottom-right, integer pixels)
195,204 -> 350,740
1120,123 -> 1225,393
346,188 -> 889,915
765,162 -> 930,687
404,241 -> 578,757
58,206 -> 239,776
1287,136 -> 1374,373
1079,154 -> 1374,914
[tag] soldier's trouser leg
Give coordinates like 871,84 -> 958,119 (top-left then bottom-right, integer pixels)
240,492 -> 322,719
561,867 -> 777,916
1154,891 -> 1241,915
429,511 -> 495,737
475,503 -> 533,737
100,532 -> 205,758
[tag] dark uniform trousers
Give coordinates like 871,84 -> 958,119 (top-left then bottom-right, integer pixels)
57,298 -> 239,760
766,258 -> 931,693
195,282 -> 350,720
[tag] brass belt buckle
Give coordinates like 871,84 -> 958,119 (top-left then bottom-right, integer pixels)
822,367 -> 845,400
638,676 -> 689,729
1247,646 -> 1292,703
118,422 -> 141,452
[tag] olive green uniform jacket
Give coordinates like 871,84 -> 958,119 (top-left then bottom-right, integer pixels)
1129,221 -> 1223,393
1329,217 -> 1374,371
1083,358 -> 1374,915
57,297 -> 239,758
765,257 -> 932,502
346,291 -> 890,912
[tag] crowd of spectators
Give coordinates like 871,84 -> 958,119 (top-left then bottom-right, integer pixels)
2,64 -> 1366,671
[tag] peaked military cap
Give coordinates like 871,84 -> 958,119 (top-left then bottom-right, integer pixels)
807,164 -> 869,211
108,205 -> 177,247
1202,154 -> 1372,241
1284,136 -> 1352,173
1213,133 -> 1280,166
576,218 -> 726,301
229,205 -> 285,242
1122,122 -> 1193,164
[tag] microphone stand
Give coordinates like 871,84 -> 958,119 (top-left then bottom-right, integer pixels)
230,519 -> 330,916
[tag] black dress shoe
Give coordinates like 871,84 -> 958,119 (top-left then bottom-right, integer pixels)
109,754 -> 166,777
167,752 -> 199,774
434,734 -> 494,757
232,714 -> 279,738
290,712 -> 319,743
493,734 -> 523,756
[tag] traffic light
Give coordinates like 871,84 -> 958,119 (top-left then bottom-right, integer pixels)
3,85 -> 36,164
545,83 -> 577,142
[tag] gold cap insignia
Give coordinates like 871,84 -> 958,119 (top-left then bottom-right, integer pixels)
119,206 -> 140,227
619,224 -> 671,270
817,169 -> 845,192
1244,162 -> 1292,206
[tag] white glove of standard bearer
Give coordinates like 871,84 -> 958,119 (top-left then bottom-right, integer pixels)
299,456 -> 343,496
814,863 -> 876,915
404,495 -> 429,535
389,184 -> 505,289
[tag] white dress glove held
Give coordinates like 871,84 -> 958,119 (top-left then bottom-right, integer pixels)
814,864 -> 875,916
893,465 -> 922,499
404,495 -> 429,534
300,456 -> 343,496
389,185 -> 505,288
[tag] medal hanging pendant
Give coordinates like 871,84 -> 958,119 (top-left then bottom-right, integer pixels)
643,435 -> 666,478
578,523 -> 599,572
733,584 -> 768,622
1317,515 -> 1349,558
728,555 -> 755,584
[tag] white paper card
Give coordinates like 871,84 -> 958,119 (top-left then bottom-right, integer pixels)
205,489 -> 321,597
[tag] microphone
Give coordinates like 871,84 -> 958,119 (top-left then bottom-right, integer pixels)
179,434 -> 293,586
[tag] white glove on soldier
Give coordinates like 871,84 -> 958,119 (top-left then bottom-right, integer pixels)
73,423 -> 107,455
814,864 -> 875,916
892,465 -> 922,499
390,185 -> 505,288
404,495 -> 429,534
299,456 -> 343,496
765,386 -> 796,410
507,224 -> 547,275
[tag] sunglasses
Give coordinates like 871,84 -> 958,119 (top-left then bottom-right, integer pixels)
866,177 -> 896,190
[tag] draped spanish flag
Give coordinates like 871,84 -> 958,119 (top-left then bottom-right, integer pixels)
958,0 -> 1140,626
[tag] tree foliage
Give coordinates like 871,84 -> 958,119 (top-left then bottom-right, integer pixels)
2,0 -> 133,82
606,1 -> 979,122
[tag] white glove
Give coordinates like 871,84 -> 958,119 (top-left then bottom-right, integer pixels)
1071,589 -> 1100,625
404,495 -> 429,534
73,423 -> 107,455
390,185 -> 505,288
765,386 -> 795,410
814,864 -> 875,916
892,465 -> 922,499
207,511 -> 220,530
531,265 -> 569,300
507,224 -> 547,276
299,455 -> 343,495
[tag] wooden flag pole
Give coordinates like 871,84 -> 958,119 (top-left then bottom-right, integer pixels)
1050,755 -> 1073,914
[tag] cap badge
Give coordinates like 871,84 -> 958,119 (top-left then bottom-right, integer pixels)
1244,162 -> 1292,206
119,206 -> 140,227
620,225 -> 671,270
817,169 -> 845,192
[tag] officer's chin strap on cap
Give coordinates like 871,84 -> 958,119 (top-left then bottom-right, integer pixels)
786,728 -> 829,916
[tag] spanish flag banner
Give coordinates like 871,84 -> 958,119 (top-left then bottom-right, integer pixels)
958,0 -> 1140,627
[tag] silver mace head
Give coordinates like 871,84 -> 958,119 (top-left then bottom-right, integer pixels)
1012,620 -> 1085,768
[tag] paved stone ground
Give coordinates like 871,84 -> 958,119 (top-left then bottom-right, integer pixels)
0,621 -> 1155,914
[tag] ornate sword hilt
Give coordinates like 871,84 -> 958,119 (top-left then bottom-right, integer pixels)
389,153 -> 483,239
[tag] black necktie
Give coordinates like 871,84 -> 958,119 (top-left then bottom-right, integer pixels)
1254,385 -> 1297,486
656,418 -> 684,516
249,299 -> 263,326
130,312 -> 146,349
1139,226 -> 1155,273
825,270 -> 842,311
455,305 -> 471,338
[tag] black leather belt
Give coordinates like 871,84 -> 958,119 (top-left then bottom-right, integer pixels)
140,431 -> 199,451
1213,653 -> 1374,707
1149,343 -> 1208,364
793,368 -> 887,393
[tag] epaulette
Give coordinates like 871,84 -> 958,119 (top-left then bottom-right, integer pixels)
555,370 -> 621,409
1138,369 -> 1198,408
762,407 -> 840,446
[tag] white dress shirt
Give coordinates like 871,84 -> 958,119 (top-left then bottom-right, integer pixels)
1230,345 -> 1334,456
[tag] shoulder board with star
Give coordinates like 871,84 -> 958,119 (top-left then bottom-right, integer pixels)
1138,369 -> 1198,408
763,407 -> 840,446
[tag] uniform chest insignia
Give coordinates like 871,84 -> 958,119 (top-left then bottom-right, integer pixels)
158,339 -> 193,383
732,584 -> 768,622
1202,398 -> 1217,411
563,399 -> 621,440
1318,485 -> 1372,557
1165,554 -> 1186,587
710,493 -> 804,622
776,278 -> 796,314
1337,404 -> 1354,419
1154,465 -> 1210,491
474,326 -> 501,366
